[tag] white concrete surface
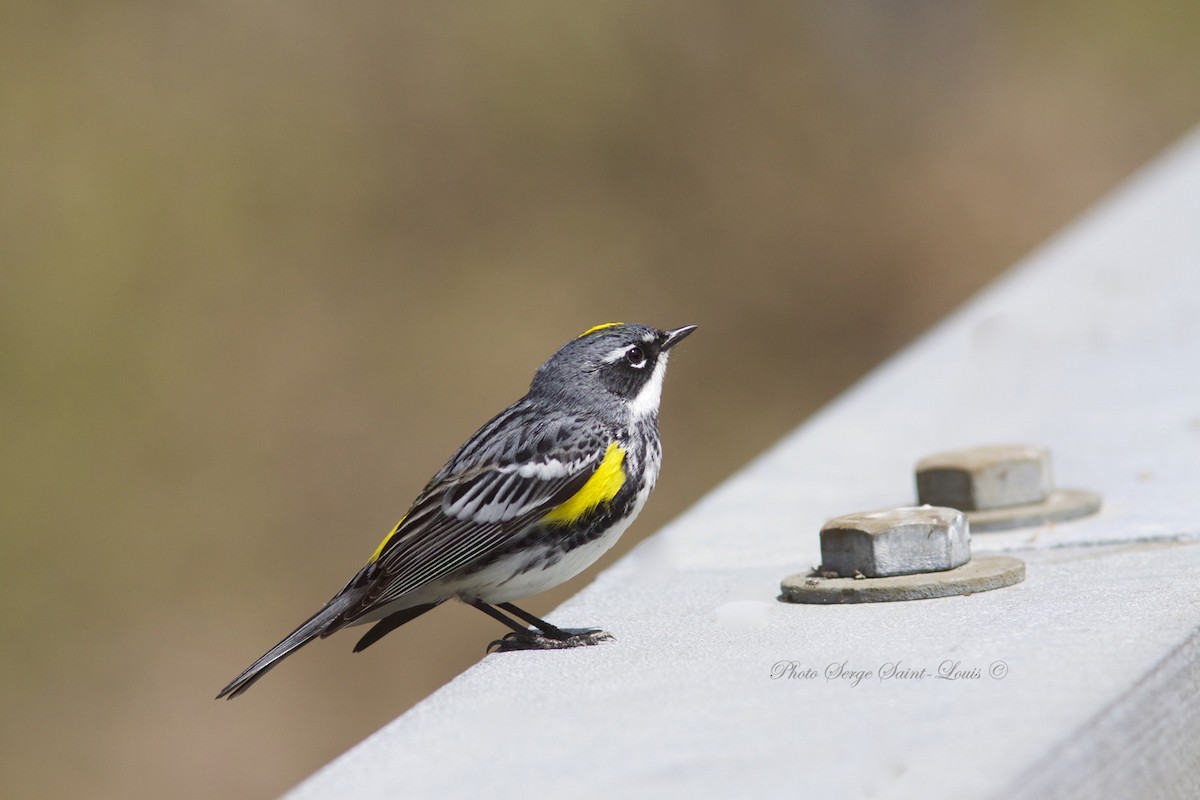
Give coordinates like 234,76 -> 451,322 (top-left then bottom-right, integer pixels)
287,126 -> 1200,800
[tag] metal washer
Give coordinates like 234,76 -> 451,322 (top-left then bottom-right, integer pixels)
967,488 -> 1101,532
780,555 -> 1025,604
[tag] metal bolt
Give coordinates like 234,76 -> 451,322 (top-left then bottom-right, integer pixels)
819,506 -> 970,578
781,504 -> 1026,604
915,444 -> 1101,532
916,444 -> 1051,510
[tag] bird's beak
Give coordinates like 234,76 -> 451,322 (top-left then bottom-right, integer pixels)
661,324 -> 698,351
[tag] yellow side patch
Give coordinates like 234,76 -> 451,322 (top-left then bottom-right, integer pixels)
577,322 -> 624,339
542,442 -> 626,526
369,513 -> 409,563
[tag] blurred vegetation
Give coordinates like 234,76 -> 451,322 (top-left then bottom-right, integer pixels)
2,1 -> 1198,798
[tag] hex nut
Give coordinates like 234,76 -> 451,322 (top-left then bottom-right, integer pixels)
819,506 -> 970,579
916,444 -> 1052,510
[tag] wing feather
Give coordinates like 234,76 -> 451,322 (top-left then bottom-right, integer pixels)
333,409 -> 612,626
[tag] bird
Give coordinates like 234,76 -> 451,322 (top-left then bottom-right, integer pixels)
217,322 -> 697,699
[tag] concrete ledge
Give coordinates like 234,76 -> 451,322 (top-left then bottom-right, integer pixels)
287,125 -> 1200,800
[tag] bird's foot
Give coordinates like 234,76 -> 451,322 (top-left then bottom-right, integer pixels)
487,628 -> 614,653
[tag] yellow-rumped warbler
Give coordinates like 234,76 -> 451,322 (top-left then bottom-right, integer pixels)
217,322 -> 696,698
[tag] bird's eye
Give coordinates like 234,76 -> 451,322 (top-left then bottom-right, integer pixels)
625,346 -> 647,368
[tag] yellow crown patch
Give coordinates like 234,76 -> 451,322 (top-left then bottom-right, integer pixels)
577,322 -> 625,339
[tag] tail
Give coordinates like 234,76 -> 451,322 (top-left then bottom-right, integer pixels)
216,594 -> 358,700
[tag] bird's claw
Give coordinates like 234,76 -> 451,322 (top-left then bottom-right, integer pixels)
487,628 -> 614,653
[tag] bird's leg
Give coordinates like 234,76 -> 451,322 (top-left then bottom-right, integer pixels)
468,600 -> 536,634
468,600 -> 613,652
495,602 -> 572,639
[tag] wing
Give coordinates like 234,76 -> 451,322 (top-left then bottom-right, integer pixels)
330,408 -> 613,626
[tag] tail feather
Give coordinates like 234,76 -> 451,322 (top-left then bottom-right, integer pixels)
216,594 -> 357,700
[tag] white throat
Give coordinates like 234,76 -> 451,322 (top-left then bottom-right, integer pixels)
627,353 -> 669,419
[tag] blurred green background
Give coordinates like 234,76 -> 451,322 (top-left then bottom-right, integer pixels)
3,1 -> 1198,798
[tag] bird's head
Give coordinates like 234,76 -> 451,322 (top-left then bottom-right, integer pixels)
529,322 -> 697,418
